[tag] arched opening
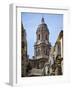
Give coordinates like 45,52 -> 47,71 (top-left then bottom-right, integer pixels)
38,34 -> 40,40
46,34 -> 48,40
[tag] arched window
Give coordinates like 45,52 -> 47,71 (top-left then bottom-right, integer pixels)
36,48 -> 40,56
46,34 -> 48,40
38,34 -> 40,40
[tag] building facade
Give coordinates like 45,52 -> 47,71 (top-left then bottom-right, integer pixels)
53,30 -> 63,75
45,30 -> 63,76
21,23 -> 28,77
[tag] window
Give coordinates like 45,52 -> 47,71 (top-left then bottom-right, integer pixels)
38,34 -> 40,40
36,48 -> 40,56
45,49 -> 48,55
46,34 -> 48,40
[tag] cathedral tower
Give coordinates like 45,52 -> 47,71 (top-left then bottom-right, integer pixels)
34,17 -> 51,60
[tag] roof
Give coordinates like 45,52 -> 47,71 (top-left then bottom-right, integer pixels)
36,17 -> 49,34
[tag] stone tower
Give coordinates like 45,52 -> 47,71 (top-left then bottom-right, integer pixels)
34,17 -> 51,60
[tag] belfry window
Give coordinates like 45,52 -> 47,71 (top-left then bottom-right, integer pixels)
46,35 -> 48,40
46,49 -> 48,55
38,34 -> 40,40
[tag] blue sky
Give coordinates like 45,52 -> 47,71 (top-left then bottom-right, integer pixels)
21,12 -> 63,59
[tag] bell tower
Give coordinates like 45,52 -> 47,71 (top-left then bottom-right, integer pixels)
34,17 -> 51,60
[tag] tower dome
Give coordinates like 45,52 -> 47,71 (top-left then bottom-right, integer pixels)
36,17 -> 50,44
36,17 -> 49,34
